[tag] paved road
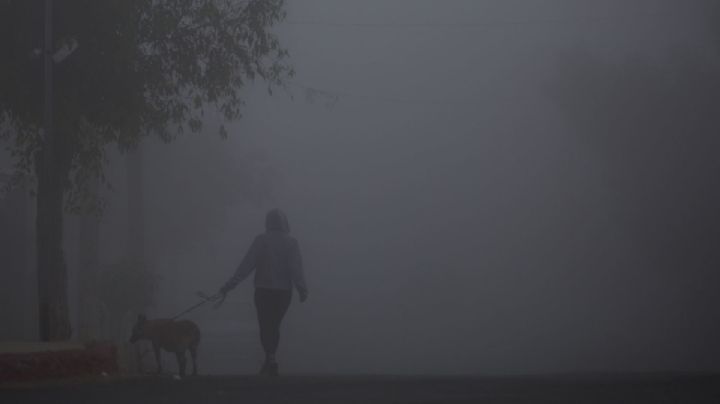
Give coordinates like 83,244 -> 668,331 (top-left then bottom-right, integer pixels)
2,374 -> 719,403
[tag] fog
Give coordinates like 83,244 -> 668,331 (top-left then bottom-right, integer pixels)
5,0 -> 720,376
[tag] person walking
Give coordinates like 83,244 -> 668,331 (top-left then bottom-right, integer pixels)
212,208 -> 308,376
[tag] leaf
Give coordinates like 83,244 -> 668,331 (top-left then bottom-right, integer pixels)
0,0 -> 293,216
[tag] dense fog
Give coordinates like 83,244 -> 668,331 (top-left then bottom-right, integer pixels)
3,0 -> 720,376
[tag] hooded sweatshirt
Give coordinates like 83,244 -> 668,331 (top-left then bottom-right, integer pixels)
221,209 -> 308,295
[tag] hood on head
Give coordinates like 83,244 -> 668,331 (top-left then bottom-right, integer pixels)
265,208 -> 290,233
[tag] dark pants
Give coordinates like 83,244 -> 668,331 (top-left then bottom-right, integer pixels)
254,288 -> 292,356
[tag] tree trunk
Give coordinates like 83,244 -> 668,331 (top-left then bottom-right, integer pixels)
126,147 -> 145,262
35,148 -> 72,341
125,146 -> 146,372
77,177 -> 100,341
36,0 -> 71,341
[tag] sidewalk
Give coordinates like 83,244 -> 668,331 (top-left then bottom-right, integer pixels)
3,374 -> 720,403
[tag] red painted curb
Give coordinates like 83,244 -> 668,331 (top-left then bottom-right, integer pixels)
0,342 -> 118,383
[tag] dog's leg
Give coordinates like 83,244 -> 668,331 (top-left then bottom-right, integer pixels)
176,351 -> 187,377
189,344 -> 198,376
153,343 -> 163,374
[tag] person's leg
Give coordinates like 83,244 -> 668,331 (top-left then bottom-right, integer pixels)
254,288 -> 273,358
255,288 -> 292,375
264,290 -> 291,376
265,290 -> 291,355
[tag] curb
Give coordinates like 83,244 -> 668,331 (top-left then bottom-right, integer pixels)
0,342 -> 118,384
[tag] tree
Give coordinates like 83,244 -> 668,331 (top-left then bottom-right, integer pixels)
0,0 -> 292,341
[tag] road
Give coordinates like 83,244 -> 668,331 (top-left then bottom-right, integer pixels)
2,374 -> 719,403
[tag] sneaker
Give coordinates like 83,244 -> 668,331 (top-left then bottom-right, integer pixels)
267,362 -> 279,377
258,361 -> 270,376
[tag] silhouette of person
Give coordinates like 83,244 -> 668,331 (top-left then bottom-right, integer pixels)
213,208 -> 308,376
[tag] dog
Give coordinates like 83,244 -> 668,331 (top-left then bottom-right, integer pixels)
129,314 -> 201,377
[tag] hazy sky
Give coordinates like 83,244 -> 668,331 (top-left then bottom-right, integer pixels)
80,0 -> 720,375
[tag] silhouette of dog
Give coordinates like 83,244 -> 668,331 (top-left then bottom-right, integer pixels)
129,314 -> 201,377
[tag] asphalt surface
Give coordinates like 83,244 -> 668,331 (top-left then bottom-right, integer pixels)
2,374 -> 719,403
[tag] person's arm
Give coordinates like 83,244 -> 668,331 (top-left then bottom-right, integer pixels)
219,236 -> 261,295
290,239 -> 308,302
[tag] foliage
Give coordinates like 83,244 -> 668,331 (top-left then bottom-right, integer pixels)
0,0 -> 293,212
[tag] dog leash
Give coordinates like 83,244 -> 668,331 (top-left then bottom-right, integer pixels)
170,292 -> 214,321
